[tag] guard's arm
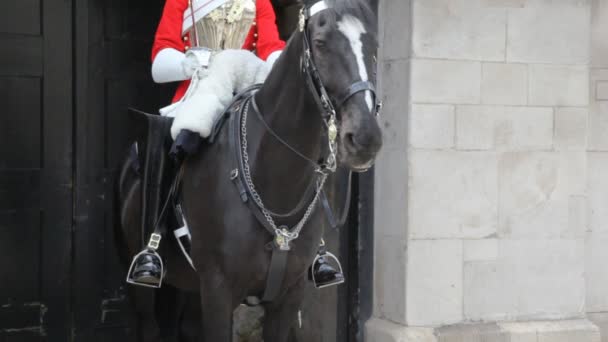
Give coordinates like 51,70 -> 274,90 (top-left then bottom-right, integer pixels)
151,0 -> 190,83
244,0 -> 286,62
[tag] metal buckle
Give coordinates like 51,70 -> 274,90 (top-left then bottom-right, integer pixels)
230,169 -> 239,180
299,8 -> 306,32
375,101 -> 383,117
147,233 -> 162,250
274,227 -> 294,251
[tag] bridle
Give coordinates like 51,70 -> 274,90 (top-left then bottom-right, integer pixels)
299,0 -> 382,172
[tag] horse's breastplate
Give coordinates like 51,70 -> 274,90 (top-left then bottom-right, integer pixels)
187,0 -> 256,51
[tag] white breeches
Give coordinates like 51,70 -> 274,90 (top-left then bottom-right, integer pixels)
163,49 -> 271,139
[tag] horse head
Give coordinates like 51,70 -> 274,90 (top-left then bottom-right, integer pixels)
302,0 -> 382,172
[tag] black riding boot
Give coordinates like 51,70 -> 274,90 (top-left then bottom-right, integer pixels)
309,243 -> 345,289
127,114 -> 173,288
170,129 -> 203,162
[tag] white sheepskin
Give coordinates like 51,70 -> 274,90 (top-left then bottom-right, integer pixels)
170,49 -> 271,139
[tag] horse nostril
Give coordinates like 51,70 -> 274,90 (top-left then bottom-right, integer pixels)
345,131 -> 382,152
346,133 -> 360,149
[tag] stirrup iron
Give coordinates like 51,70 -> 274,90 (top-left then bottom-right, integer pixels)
311,251 -> 345,289
126,234 -> 165,288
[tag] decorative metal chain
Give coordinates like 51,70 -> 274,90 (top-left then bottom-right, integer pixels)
240,98 -> 328,241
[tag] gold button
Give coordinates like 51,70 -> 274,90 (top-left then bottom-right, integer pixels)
254,33 -> 258,38
185,46 -> 190,50
252,42 -> 257,47
184,36 -> 188,41
253,21 -> 257,26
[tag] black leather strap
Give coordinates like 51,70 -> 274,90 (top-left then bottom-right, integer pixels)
262,247 -> 289,302
336,81 -> 376,109
320,170 -> 352,230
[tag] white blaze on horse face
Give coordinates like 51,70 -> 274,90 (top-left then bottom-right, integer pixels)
338,15 -> 373,112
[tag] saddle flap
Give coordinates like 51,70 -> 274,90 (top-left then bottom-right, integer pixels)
127,108 -> 175,147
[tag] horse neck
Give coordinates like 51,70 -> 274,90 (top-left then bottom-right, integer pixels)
249,33 -> 324,212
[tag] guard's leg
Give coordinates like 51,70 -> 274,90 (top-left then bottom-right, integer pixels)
263,277 -> 309,342
127,114 -> 173,287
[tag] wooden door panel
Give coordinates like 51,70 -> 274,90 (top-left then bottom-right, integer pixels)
0,0 -> 72,341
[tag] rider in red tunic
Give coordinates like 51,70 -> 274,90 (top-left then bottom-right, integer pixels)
151,0 -> 285,104
128,0 -> 344,289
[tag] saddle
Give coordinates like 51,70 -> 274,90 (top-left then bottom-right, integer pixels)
125,87 -> 260,273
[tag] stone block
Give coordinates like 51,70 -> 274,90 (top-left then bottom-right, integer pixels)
464,239 -> 499,262
501,320 -> 600,342
378,59 -> 409,150
457,106 -> 553,151
597,81 -> 608,100
406,239 -> 463,326
507,1 -> 591,64
585,234 -> 608,312
494,106 -> 554,150
364,319 -> 600,342
412,0 -> 506,61
529,64 -> 589,107
365,318 -> 437,342
481,63 -> 527,105
409,150 -> 498,239
536,320 -> 601,342
589,69 -> 608,150
589,313 -> 608,342
588,152 -> 608,234
463,260 -> 514,321
411,59 -> 481,104
464,239 -> 585,321
436,323 -> 509,342
592,0 -> 608,68
410,104 -> 455,149
555,107 -> 588,150
380,0 -> 411,61
482,0 -> 526,7
456,105 -> 496,150
374,236 -> 407,324
374,148 -> 408,238
588,102 -> 608,151
498,152 -> 586,239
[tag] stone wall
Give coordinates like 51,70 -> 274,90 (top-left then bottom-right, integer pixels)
368,0 -> 608,340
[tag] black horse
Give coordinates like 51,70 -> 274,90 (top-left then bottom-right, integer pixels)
116,0 -> 382,340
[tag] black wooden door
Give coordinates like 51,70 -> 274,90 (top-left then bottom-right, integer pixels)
71,1 -> 173,341
0,1 -> 73,341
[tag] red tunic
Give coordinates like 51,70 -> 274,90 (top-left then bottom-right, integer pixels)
152,0 -> 286,103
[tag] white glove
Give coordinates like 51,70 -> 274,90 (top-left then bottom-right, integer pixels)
181,47 -> 214,78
